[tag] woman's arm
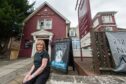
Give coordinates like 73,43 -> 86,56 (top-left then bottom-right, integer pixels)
28,65 -> 35,75
23,64 -> 35,83
31,58 -> 48,78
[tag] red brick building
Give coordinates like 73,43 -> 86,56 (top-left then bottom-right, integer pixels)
19,2 -> 70,57
92,11 -> 118,31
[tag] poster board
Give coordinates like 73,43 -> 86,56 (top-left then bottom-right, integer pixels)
51,38 -> 74,73
106,32 -> 126,72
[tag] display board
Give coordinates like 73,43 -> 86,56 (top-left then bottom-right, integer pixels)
106,32 -> 126,72
51,38 -> 74,73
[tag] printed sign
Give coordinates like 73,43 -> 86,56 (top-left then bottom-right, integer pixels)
106,32 -> 126,72
78,0 -> 92,38
51,39 -> 71,73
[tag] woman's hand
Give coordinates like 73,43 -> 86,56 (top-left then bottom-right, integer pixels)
23,74 -> 30,83
23,65 -> 35,83
27,75 -> 33,81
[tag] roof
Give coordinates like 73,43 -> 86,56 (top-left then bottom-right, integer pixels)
96,11 -> 117,16
118,28 -> 126,31
93,11 -> 117,22
24,1 -> 70,24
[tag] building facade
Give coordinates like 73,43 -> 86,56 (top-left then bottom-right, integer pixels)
81,11 -> 119,57
92,11 -> 118,31
19,2 -> 70,57
69,27 -> 81,57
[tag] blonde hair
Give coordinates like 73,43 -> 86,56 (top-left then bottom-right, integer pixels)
36,39 -> 46,51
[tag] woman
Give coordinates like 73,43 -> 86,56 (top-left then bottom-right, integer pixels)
23,39 -> 50,84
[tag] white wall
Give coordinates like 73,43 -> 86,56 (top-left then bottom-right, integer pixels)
81,33 -> 91,48
82,48 -> 92,57
73,49 -> 81,57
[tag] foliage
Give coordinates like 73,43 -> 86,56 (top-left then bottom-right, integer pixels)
0,0 -> 35,55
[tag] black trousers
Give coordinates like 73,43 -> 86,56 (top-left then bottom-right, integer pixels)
24,67 -> 50,84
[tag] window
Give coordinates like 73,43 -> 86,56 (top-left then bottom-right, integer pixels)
69,29 -> 76,37
102,16 -> 113,23
72,39 -> 80,49
37,18 -> 52,30
40,20 -> 44,29
24,40 -> 32,48
105,27 -> 113,31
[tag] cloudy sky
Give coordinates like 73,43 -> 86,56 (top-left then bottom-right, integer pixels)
28,0 -> 126,28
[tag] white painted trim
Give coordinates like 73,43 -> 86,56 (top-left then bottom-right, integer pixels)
31,29 -> 53,36
31,30 -> 53,57
31,36 -> 37,57
95,24 -> 117,30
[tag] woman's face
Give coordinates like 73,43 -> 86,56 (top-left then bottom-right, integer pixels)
36,42 -> 44,51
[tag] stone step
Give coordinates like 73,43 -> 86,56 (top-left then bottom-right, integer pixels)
0,58 -> 32,84
49,74 -> 126,84
9,73 -> 126,84
1,58 -> 126,84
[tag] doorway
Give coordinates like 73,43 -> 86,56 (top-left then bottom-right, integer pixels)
44,39 -> 49,51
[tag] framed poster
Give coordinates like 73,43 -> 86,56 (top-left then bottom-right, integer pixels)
51,39 -> 72,73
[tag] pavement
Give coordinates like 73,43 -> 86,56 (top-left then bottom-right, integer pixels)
74,58 -> 95,76
0,58 -> 32,84
1,58 -> 126,84
0,59 -> 20,67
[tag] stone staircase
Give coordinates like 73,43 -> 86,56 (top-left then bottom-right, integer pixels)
9,73 -> 126,84
47,74 -> 126,84
1,58 -> 126,84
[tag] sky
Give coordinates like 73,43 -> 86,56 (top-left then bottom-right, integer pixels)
28,0 -> 126,28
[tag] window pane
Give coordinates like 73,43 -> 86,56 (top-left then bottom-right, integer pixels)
44,19 -> 52,29
40,21 -> 44,29
72,40 -> 80,49
102,16 -> 113,23
70,30 -> 76,36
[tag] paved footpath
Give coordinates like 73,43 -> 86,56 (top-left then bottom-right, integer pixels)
1,58 -> 126,84
0,58 -> 32,84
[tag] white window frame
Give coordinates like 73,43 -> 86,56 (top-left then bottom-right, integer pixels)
69,29 -> 76,37
37,18 -> 52,30
102,16 -> 113,23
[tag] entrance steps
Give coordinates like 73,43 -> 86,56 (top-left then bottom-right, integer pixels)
0,58 -> 126,84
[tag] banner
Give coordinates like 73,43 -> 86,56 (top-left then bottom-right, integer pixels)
51,39 -> 71,73
78,0 -> 92,38
106,32 -> 126,72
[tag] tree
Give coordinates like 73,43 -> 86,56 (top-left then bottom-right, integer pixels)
0,0 -> 35,56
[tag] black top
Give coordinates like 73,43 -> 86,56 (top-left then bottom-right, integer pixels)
34,50 -> 50,69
